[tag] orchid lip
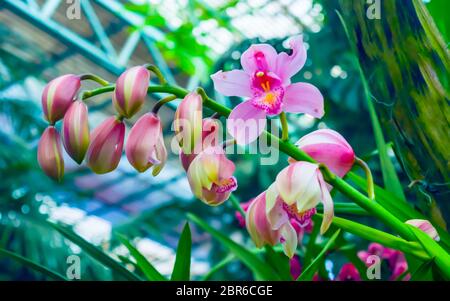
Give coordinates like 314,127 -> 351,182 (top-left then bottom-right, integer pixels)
282,203 -> 317,227
213,176 -> 238,193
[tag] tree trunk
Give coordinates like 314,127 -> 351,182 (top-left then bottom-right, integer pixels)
338,0 -> 449,218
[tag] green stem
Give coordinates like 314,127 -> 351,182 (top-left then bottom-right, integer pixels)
79,73 -> 110,86
144,64 -> 167,85
81,84 -> 416,243
354,157 -> 375,200
229,194 -> 245,217
279,112 -> 289,141
152,95 -> 178,114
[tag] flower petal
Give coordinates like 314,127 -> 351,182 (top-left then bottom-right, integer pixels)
211,70 -> 253,97
280,222 -> 298,258
283,82 -> 324,118
227,100 -> 266,145
241,44 -> 278,74
318,171 -> 334,234
275,35 -> 307,84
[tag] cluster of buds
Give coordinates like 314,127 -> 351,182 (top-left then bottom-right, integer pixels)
37,66 -> 168,180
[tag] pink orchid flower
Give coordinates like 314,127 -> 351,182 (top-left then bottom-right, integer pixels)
211,35 -> 324,145
290,129 -> 355,177
38,126 -> 65,181
186,146 -> 237,206
126,113 -> 167,176
86,116 -> 125,174
406,219 -> 440,241
62,101 -> 90,164
245,192 -> 281,249
265,161 -> 333,257
336,263 -> 361,281
42,74 -> 81,124
180,117 -> 221,172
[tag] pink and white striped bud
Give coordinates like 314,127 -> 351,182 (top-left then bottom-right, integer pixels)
174,92 -> 203,154
291,129 -> 355,177
38,126 -> 64,181
406,219 -> 440,241
86,116 -> 125,174
187,146 -> 237,206
246,192 -> 280,248
126,113 -> 167,175
62,101 -> 90,164
42,74 -> 81,124
113,66 -> 150,119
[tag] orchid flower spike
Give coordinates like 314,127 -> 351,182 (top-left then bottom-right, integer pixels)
186,146 -> 237,206
211,35 -> 324,145
113,66 -> 150,119
38,126 -> 65,181
42,74 -> 81,124
265,161 -> 334,257
126,113 -> 167,176
290,129 -> 355,177
62,101 -> 90,164
86,116 -> 125,174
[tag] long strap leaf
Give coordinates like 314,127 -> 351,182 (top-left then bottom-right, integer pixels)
47,221 -> 141,281
0,247 -> 67,281
188,213 -> 281,280
171,222 -> 192,281
117,234 -> 167,281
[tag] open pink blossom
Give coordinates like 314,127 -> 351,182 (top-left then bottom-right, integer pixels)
211,35 -> 324,145
187,146 -> 237,206
265,161 -> 333,257
290,129 -> 355,177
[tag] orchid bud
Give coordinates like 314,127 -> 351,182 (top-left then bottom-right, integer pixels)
42,74 -> 81,124
113,66 -> 150,119
406,219 -> 440,241
291,129 -> 355,177
187,146 -> 237,206
62,101 -> 90,164
245,192 -> 280,248
38,126 -> 64,181
86,116 -> 125,174
174,92 -> 203,154
179,118 -> 221,171
126,113 -> 167,175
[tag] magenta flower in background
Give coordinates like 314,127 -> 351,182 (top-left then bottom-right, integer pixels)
187,146 -> 237,206
235,199 -> 252,228
41,74 -> 81,124
265,161 -> 333,257
113,66 -> 150,119
290,129 -> 355,177
211,35 -> 324,145
86,116 -> 125,174
38,126 -> 65,181
336,263 -> 361,281
126,113 -> 167,176
62,101 -> 90,164
289,256 -> 302,280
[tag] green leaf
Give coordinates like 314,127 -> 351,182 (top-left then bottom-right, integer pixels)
171,222 -> 192,281
0,247 -> 66,281
201,254 -> 235,281
116,234 -> 166,281
409,225 -> 450,280
336,9 -> 406,200
188,213 -> 281,280
410,259 -> 435,281
47,222 -> 141,281
264,246 -> 292,280
297,229 -> 341,281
